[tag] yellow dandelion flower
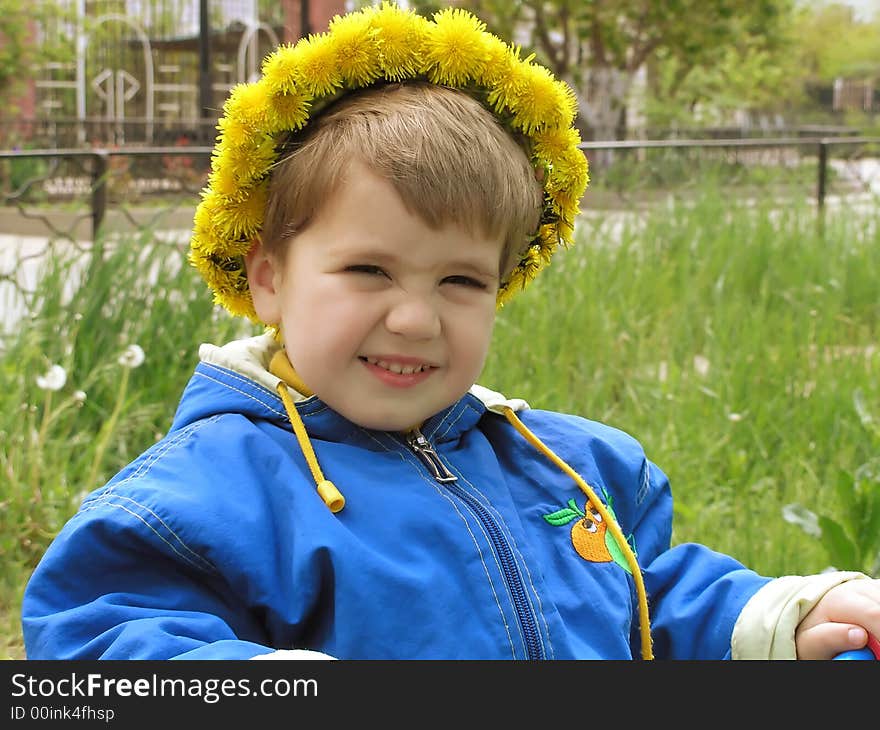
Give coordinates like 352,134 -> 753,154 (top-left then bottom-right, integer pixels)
192,206 -> 239,258
500,246 -> 544,302
192,192 -> 222,233
476,35 -> 514,86
207,165 -> 241,199
556,218 -> 576,245
496,283 -> 516,308
328,10 -> 382,87
218,283 -> 259,322
197,221 -> 254,258
548,147 -> 590,197
265,88 -> 312,134
214,183 -> 268,240
261,44 -> 300,96
210,261 -> 246,297
532,126 -> 582,166
485,50 -> 530,115
221,136 -> 276,186
292,33 -> 343,98
217,115 -> 253,149
509,64 -> 577,134
534,226 -> 560,259
224,82 -> 271,129
423,8 -> 489,86
188,248 -> 228,291
371,2 -> 428,80
545,184 -> 582,220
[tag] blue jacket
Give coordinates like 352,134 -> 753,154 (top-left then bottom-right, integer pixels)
22,336 -> 774,659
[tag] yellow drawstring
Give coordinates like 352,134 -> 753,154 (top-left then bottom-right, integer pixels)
266,348 -> 651,656
270,351 -> 345,513
501,406 -> 654,661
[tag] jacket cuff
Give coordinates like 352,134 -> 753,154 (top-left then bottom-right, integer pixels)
250,649 -> 336,660
731,571 -> 870,659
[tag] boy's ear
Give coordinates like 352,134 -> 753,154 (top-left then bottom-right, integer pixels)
244,238 -> 282,325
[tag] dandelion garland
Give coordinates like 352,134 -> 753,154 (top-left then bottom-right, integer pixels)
189,2 -> 589,322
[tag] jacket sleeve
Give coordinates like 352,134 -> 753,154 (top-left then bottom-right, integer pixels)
642,542 -> 773,659
619,455 -> 773,659
21,494 -> 278,660
731,571 -> 872,659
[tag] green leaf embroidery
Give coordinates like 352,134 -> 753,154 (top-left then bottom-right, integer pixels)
605,531 -> 637,574
543,508 -> 582,526
544,498 -> 586,526
599,487 -> 638,573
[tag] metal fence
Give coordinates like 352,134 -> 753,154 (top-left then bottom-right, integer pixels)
578,136 -> 880,213
1,135 -> 878,333
2,136 -> 878,243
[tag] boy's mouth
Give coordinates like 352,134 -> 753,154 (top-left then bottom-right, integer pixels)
360,356 -> 434,375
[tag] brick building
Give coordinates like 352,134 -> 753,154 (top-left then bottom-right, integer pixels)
8,0 -> 347,147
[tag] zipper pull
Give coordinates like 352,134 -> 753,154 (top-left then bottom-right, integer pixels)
407,429 -> 458,483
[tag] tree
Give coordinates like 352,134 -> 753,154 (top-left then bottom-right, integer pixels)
0,0 -> 36,102
409,0 -> 795,140
644,26 -> 803,131
792,2 -> 880,81
0,0 -> 74,112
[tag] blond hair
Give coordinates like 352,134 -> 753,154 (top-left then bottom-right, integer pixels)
261,82 -> 543,277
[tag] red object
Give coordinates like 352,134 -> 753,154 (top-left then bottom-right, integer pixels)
867,634 -> 880,660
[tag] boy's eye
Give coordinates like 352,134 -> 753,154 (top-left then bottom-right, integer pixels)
442,275 -> 487,290
345,264 -> 389,277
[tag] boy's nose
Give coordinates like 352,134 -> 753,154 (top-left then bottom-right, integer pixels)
384,295 -> 441,340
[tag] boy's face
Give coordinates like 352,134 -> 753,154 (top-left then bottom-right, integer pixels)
247,161 -> 504,432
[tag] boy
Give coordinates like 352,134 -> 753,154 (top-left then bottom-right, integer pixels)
22,5 -> 880,660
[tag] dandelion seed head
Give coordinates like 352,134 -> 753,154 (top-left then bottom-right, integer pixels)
118,344 -> 145,369
36,364 -> 67,391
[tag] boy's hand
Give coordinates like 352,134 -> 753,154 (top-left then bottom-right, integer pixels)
795,579 -> 880,659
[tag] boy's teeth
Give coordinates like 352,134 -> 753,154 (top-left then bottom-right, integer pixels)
366,357 -> 426,374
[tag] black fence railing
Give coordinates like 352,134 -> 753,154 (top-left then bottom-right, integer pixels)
1,136 -> 878,245
1,117 -> 859,151
578,136 -> 880,213
1,117 -> 220,149
1,146 -> 213,242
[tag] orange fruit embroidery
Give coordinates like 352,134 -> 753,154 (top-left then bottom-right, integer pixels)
543,492 -> 636,574
570,503 -> 613,562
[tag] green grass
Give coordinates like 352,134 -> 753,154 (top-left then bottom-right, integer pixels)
484,190 -> 880,576
0,231 -> 259,659
1,188 -> 878,658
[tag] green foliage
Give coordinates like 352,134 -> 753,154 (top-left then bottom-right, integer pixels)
0,0 -> 74,105
0,0 -> 32,97
3,153 -> 48,194
2,183 -> 878,656
408,1 -> 796,139
646,37 -> 805,128
594,148 -> 820,194
783,389 -> 880,576
792,1 -> 880,82
484,188 -> 880,575
0,232 -> 257,629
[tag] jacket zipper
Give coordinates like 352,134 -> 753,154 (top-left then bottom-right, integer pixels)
406,428 -> 545,660
407,429 -> 458,483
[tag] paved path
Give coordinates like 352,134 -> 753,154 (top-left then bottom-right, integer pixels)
0,226 -> 192,336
